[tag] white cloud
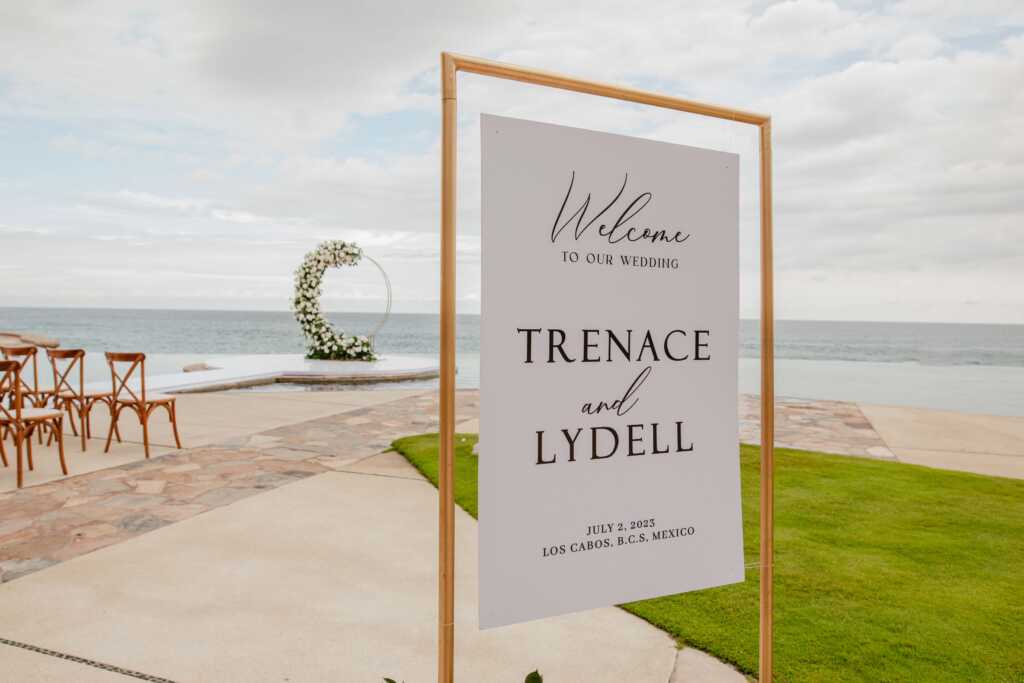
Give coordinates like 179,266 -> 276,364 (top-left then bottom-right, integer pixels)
210,209 -> 270,224
115,191 -> 208,212
0,1 -> 1022,321
886,32 -> 944,60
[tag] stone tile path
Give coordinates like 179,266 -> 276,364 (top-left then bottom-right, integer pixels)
0,391 -> 477,583
740,394 -> 893,459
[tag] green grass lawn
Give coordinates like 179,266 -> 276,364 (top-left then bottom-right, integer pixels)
392,433 -> 1024,682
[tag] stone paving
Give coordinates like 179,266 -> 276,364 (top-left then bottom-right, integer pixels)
0,391 -> 477,583
2,388 -> 883,585
739,394 -> 893,459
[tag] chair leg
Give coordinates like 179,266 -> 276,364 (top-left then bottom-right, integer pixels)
55,418 -> 68,475
16,431 -> 24,489
104,405 -> 122,453
141,406 -> 151,459
64,399 -> 79,437
26,426 -> 35,471
31,400 -> 42,444
169,401 -> 182,449
77,405 -> 87,451
0,426 -> 7,467
106,400 -> 123,444
33,399 -> 44,444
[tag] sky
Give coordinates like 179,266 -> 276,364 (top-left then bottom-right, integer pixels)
1,0 -> 1022,323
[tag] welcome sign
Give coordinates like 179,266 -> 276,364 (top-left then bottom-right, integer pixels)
479,114 -> 744,628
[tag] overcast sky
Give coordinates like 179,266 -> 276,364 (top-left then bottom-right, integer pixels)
1,1 -> 1022,322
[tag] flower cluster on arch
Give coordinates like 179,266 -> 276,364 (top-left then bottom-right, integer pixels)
292,240 -> 377,361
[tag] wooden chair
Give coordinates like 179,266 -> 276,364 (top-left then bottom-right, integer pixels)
0,359 -> 67,489
1,346 -> 57,409
47,349 -> 121,451
0,361 -> 8,470
104,353 -> 182,458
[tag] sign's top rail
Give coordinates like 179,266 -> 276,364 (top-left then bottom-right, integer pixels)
442,52 -> 769,127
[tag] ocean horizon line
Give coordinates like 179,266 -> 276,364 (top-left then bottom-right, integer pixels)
1,305 -> 1021,328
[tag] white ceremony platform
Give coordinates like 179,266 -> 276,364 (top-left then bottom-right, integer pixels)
84,354 -> 440,394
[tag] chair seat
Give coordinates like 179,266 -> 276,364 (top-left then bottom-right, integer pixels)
58,389 -> 113,400
0,407 -> 63,423
117,393 -> 175,404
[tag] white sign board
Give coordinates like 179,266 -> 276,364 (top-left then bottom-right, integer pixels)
479,114 -> 743,628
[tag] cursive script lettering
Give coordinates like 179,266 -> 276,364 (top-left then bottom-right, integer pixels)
550,171 -> 690,247
581,366 -> 651,417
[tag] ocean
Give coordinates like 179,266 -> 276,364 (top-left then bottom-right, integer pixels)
2,308 -> 1023,416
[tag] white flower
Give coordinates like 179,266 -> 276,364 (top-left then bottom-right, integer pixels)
293,240 -> 377,361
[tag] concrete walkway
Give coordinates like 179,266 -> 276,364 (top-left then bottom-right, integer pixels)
0,433 -> 678,681
858,403 -> 1024,478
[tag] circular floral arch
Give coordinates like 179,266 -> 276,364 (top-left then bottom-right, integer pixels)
292,240 -> 378,361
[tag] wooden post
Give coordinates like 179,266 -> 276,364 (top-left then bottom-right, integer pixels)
438,51 -> 774,682
438,52 -> 458,683
759,119 -> 775,682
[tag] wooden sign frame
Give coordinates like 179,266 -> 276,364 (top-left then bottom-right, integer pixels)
437,51 -> 774,682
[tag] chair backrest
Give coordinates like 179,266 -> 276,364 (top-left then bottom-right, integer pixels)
106,352 -> 147,404
0,359 -> 23,422
1,346 -> 40,397
47,348 -> 86,400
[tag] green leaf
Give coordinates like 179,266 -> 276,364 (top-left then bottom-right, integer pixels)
383,678 -> 398,683
524,671 -> 543,683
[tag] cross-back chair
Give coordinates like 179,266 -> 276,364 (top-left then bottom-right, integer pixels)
104,353 -> 182,458
0,360 -> 12,472
47,349 -> 120,451
0,359 -> 67,489
1,345 -> 57,409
